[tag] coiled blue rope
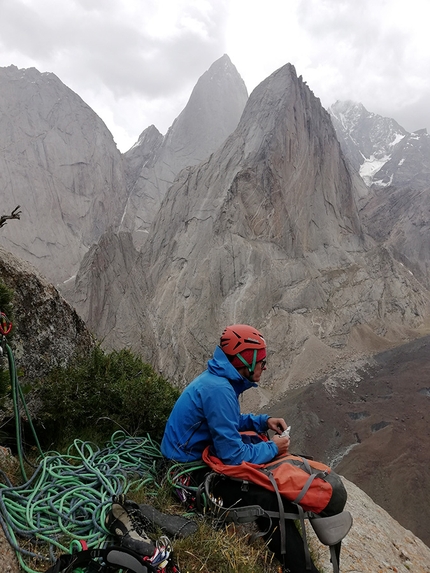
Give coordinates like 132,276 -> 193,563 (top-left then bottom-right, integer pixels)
0,431 -> 164,573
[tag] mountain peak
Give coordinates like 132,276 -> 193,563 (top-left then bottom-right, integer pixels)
0,63 -> 127,284
119,55 -> 248,238
209,53 -> 233,68
164,53 -> 248,152
331,100 -> 365,113
329,100 -> 373,131
329,100 -> 408,180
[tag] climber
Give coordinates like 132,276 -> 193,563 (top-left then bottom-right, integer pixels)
161,324 -> 335,572
161,323 -> 290,464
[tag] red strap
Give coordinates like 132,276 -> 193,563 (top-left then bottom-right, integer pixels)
0,312 -> 12,335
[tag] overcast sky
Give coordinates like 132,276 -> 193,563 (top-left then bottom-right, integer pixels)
1,0 -> 429,152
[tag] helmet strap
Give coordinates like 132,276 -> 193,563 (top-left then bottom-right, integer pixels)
236,350 -> 258,374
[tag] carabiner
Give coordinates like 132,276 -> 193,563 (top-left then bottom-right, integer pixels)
0,312 -> 12,336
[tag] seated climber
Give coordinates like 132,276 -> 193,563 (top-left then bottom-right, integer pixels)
161,323 -> 290,465
161,324 -> 347,572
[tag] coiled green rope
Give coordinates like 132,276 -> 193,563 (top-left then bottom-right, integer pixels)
0,431 -> 164,573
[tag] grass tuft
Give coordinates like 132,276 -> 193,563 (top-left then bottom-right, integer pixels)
173,520 -> 280,573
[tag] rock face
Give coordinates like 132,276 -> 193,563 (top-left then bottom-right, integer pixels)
360,184 -> 430,290
119,54 -> 248,245
89,64 -> 429,404
311,478 -> 430,572
66,229 -> 140,336
0,65 -> 127,286
0,244 -> 94,426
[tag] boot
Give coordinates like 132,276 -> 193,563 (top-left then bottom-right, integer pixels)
139,503 -> 198,538
105,495 -> 155,557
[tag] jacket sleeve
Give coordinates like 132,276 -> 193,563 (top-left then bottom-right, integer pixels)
200,383 -> 278,465
238,413 -> 270,433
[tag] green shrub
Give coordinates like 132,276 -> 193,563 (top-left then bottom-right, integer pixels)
36,346 -> 180,447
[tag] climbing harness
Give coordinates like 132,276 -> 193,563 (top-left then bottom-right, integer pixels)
165,460 -> 209,513
44,538 -> 181,573
0,311 -> 13,335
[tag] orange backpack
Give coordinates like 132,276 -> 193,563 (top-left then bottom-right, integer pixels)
201,438 -> 351,573
202,447 -> 334,514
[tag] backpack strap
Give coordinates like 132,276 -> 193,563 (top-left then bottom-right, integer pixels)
245,465 -> 344,573
260,469 -> 287,557
203,472 -> 273,542
292,456 -> 329,506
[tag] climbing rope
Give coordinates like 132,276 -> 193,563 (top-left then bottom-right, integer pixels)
0,431 -> 163,573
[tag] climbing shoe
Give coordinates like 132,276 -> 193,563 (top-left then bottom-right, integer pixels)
105,495 -> 155,557
139,503 -> 198,539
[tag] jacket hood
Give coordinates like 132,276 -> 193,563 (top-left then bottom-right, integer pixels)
207,346 -> 257,396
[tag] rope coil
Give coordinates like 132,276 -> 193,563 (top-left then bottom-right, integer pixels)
0,432 -> 163,573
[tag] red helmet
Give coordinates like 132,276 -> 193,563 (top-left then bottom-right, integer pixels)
220,324 -> 266,356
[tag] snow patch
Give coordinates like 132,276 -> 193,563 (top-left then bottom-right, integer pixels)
359,154 -> 390,185
389,132 -> 405,146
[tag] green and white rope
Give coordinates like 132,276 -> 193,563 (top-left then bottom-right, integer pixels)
0,431 -> 163,573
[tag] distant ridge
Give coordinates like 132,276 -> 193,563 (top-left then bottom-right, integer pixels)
330,100 -> 430,291
329,100 -> 430,190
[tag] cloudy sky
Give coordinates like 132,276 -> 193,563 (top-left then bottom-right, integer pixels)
1,0 -> 429,152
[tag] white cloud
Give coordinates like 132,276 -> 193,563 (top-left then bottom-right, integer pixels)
1,0 -> 429,150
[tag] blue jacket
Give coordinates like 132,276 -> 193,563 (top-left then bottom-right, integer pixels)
161,346 -> 279,465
